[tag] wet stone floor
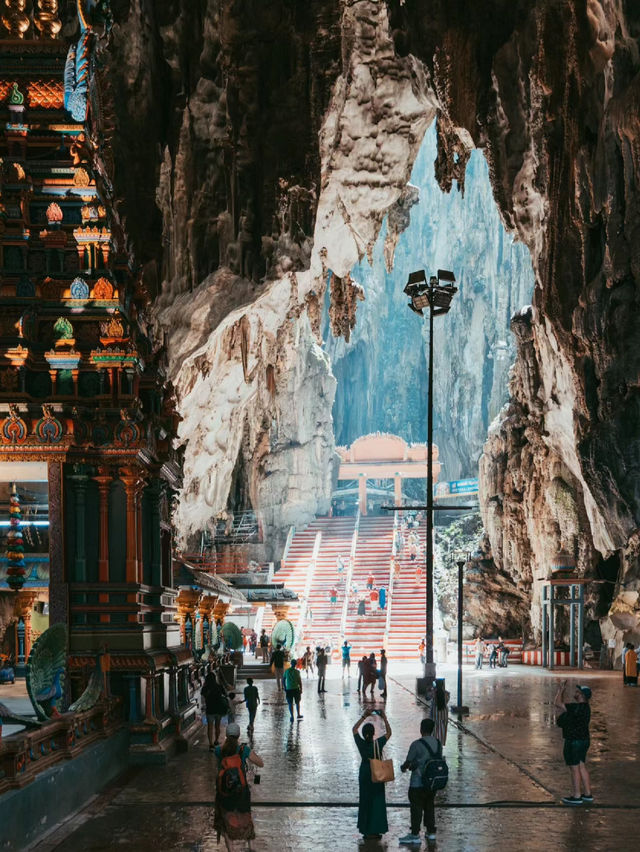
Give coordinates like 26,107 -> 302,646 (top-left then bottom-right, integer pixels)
29,664 -> 640,852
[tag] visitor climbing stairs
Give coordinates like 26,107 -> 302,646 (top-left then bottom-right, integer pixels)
386,521 -> 427,660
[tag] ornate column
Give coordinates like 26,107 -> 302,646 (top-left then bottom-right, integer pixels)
48,460 -> 67,625
120,466 -> 140,584
135,477 -> 146,584
68,466 -> 90,583
148,478 -> 163,587
94,467 -> 112,623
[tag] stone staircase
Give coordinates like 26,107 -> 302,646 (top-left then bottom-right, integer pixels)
343,515 -> 393,658
386,522 -> 427,660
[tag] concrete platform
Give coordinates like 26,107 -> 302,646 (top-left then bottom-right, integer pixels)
25,664 -> 640,851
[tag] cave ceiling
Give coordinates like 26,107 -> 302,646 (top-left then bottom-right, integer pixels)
101,1 -> 640,642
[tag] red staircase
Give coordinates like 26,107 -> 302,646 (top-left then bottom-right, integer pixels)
386,522 -> 427,660
300,517 -> 356,654
264,523 -> 318,633
343,515 -> 393,658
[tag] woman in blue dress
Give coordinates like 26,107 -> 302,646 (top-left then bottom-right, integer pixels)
352,708 -> 392,838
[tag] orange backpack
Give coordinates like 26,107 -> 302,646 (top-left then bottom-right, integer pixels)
217,750 -> 247,799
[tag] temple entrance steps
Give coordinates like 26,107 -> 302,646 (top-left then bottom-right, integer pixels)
343,515 -> 393,658
237,661 -> 274,680
300,517 -> 356,655
386,523 -> 427,660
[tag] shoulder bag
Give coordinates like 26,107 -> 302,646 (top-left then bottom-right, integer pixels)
370,738 -> 395,783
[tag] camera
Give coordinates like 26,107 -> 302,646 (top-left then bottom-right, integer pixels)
254,774 -> 261,784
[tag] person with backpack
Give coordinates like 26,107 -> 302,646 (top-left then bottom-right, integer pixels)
399,717 -> 446,844
283,657 -> 304,721
214,722 -> 264,850
555,680 -> 594,805
201,672 -> 230,750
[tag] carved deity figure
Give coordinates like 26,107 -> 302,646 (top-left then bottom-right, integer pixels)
63,1 -> 113,122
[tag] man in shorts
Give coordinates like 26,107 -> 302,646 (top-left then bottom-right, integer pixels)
554,680 -> 593,805
283,658 -> 303,721
341,640 -> 352,678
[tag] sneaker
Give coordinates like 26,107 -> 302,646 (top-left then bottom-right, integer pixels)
297,715 -> 304,720
209,745 -> 215,752
562,796 -> 583,805
399,834 -> 421,845
426,832 -> 437,841
581,793 -> 594,802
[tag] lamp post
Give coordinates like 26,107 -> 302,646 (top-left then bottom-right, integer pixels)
404,269 -> 458,686
451,550 -> 470,716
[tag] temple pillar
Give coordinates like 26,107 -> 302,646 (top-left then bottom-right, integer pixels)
69,468 -> 89,582
135,478 -> 146,584
358,476 -> 367,515
394,474 -> 403,506
94,468 -> 112,624
48,461 -> 67,626
121,467 -> 141,584
148,478 -> 162,586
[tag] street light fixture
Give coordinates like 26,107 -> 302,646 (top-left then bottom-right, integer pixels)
451,550 -> 470,716
404,268 -> 458,689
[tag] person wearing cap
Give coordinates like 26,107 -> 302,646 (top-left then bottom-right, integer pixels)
554,680 -> 593,805
213,722 -> 264,849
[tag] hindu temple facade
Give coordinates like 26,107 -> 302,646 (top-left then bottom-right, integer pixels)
0,1 -> 197,761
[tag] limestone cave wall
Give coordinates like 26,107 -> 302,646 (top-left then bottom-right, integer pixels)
101,1 -> 640,649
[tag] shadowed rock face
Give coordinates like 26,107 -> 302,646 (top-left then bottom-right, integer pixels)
102,1 -> 640,650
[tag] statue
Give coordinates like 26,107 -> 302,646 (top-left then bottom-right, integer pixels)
64,1 -> 113,122
26,623 -> 68,720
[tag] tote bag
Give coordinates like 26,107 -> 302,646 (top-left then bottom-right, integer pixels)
370,738 -> 394,783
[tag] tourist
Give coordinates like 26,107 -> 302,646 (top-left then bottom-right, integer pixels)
283,658 -> 304,721
329,585 -> 338,607
337,554 -> 345,574
304,645 -> 315,678
623,642 -> 638,686
342,640 -> 352,677
474,636 -> 486,669
415,564 -> 423,585
379,585 -> 386,611
243,677 -> 260,734
225,691 -> 245,724
366,571 -> 375,590
379,649 -> 388,698
555,680 -> 593,805
249,631 -> 257,655
214,721 -> 264,850
270,642 -> 285,692
307,605 -> 313,625
258,629 -> 269,662
429,678 -> 450,746
488,641 -> 498,669
201,671 -> 229,750
352,707 -> 392,839
316,646 -> 327,694
363,652 -> 377,699
497,636 -> 510,667
399,717 -> 441,844
419,638 -> 426,665
409,542 -> 417,562
370,586 -> 379,613
357,595 -> 367,616
357,655 -> 367,692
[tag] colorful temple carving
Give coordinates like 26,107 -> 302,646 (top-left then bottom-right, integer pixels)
0,1 -> 196,757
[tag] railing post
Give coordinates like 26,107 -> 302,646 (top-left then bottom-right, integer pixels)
340,510 -> 360,638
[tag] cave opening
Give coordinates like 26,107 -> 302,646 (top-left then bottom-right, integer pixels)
324,122 -> 535,488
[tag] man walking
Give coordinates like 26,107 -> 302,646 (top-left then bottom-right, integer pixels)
283,658 -> 304,721
341,640 -> 352,678
259,629 -> 269,662
243,677 -> 260,734
270,642 -> 285,692
366,571 -> 375,590
399,718 -> 441,844
316,646 -> 327,694
379,648 -> 388,698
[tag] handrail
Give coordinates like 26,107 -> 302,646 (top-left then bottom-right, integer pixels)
281,524 -> 296,569
295,530 -> 322,642
340,509 -> 360,639
383,512 -> 398,648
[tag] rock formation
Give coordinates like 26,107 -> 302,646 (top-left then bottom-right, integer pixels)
99,1 -> 640,654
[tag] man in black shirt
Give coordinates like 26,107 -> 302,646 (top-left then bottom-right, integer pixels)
554,680 -> 593,805
270,643 -> 286,692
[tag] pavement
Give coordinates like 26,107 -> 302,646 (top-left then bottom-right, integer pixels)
21,662 -> 640,851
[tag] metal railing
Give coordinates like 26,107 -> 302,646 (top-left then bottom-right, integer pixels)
383,512 -> 398,649
295,530 -> 322,642
339,509 -> 360,638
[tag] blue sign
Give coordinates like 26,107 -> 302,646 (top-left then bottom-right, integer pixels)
449,478 -> 479,495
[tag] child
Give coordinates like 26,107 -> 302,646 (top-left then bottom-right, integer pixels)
243,677 -> 260,733
225,691 -> 245,724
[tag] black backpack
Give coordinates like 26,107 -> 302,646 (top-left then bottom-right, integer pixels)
421,739 -> 448,791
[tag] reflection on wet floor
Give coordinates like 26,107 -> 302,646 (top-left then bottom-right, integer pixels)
29,665 -> 640,851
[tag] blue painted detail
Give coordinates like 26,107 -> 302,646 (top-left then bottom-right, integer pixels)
70,276 -> 90,299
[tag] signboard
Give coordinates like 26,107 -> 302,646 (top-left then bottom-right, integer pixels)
449,478 -> 479,495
